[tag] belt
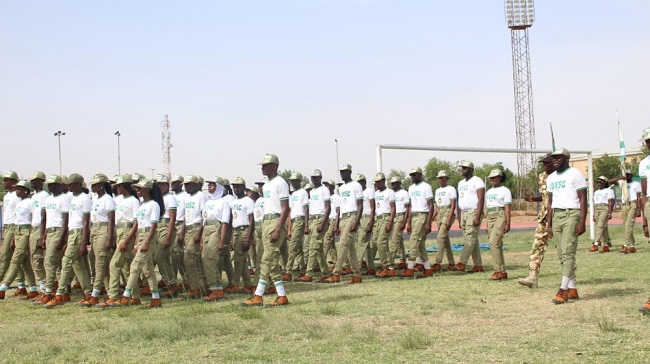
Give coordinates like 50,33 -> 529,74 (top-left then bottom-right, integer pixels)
309,214 -> 324,218
3,224 -> 14,229
553,208 -> 579,212
69,228 -> 82,232
437,206 -> 451,210
46,227 -> 62,233
93,222 -> 109,227
340,212 -> 357,218
594,203 -> 608,207
15,224 -> 31,230
487,207 -> 504,213
411,211 -> 428,216
138,227 -> 151,232
291,216 -> 304,221
255,221 -> 262,227
263,213 -> 280,220
395,212 -> 405,216
175,221 -> 184,226
116,222 -> 133,229
376,214 -> 390,220
186,222 -> 201,227
204,220 -> 221,226
233,225 -> 249,231
31,226 -> 40,230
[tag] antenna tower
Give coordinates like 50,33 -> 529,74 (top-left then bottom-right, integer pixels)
161,115 -> 172,181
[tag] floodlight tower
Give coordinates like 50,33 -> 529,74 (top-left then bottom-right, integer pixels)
505,0 -> 537,197
161,115 -> 172,181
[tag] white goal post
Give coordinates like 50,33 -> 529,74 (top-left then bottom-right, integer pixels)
375,144 -> 595,240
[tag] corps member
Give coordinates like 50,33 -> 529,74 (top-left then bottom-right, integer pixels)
432,170 -> 456,272
589,176 -> 614,253
323,180 -> 340,270
182,175 -> 207,298
201,176 -> 230,301
372,173 -> 396,278
485,169 -> 511,281
454,161 -> 485,273
241,154 -> 291,307
229,177 -> 255,293
610,169 -> 641,254
29,171 -> 49,295
547,148 -> 587,305
389,177 -> 409,271
170,175 -> 187,287
355,174 -> 376,275
151,175 -> 179,295
402,167 -> 434,278
284,172 -> 309,282
0,171 -> 20,285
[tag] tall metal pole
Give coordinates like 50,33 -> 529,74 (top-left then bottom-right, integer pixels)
335,139 -> 340,175
115,131 -> 121,174
149,168 -> 156,179
54,131 -> 66,175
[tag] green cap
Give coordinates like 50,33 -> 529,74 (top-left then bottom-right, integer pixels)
30,171 -> 46,181
339,163 -> 352,171
46,175 -> 64,184
409,167 -> 423,175
171,175 -> 184,183
258,153 -> 280,165
488,169 -> 503,178
67,173 -> 84,184
390,176 -> 401,184
184,175 -> 200,184
355,173 -> 366,182
115,174 -> 133,185
16,179 -> 31,190
373,172 -> 386,182
232,177 -> 246,186
551,148 -> 570,158
437,170 -> 448,178
289,172 -> 303,181
304,183 -> 314,190
460,160 -> 474,169
2,171 -> 18,180
134,179 -> 154,189
90,173 -> 109,185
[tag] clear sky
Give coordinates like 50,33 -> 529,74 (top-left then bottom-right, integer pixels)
1,0 -> 649,185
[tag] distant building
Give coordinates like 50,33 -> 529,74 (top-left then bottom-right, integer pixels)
569,146 -> 644,178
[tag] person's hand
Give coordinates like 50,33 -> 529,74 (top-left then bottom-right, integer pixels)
349,222 -> 359,232
607,213 -> 612,220
644,225 -> 649,238
575,223 -> 586,236
270,228 -> 281,242
472,217 -> 480,227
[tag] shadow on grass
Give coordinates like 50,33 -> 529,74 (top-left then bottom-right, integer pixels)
579,277 -> 627,285
582,287 -> 642,300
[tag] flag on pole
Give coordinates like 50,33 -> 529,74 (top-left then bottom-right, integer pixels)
618,119 -> 629,202
550,123 -> 556,152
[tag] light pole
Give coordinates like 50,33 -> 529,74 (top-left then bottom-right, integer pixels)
149,168 -> 156,179
54,131 -> 66,174
335,139 -> 340,177
115,131 -> 121,174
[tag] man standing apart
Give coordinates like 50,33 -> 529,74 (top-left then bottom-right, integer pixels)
242,154 -> 291,306
455,161 -> 485,273
355,174 -> 376,275
518,154 -> 555,288
322,164 -> 363,284
547,148 -> 587,304
389,177 -> 410,270
402,167 -> 434,278
610,169 -> 642,254
432,170 -> 456,272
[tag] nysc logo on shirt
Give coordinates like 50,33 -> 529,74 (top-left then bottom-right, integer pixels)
136,209 -> 146,218
411,191 -> 422,197
264,191 -> 271,198
232,204 -> 242,211
550,181 -> 566,190
437,191 -> 447,197
341,191 -> 351,198
458,185 -> 468,192
186,202 -> 196,209
486,193 -> 498,201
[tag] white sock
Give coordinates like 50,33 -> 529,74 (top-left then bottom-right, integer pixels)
423,261 -> 431,269
416,257 -> 423,264
123,289 -> 132,298
151,292 -> 160,299
561,276 -> 570,290
0,284 -> 7,291
92,289 -> 100,298
275,281 -> 286,297
254,280 -> 267,296
407,261 -> 415,269
568,278 -> 576,289
593,241 -> 599,246
39,281 -> 45,292
18,282 -> 25,289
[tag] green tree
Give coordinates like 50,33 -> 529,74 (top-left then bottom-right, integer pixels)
593,154 -> 622,180
387,169 -> 412,190
423,157 -> 462,189
0,178 -> 5,201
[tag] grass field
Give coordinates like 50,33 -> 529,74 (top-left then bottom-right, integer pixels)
1,225 -> 650,363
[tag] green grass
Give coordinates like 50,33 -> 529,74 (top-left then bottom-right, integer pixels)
1,225 -> 650,363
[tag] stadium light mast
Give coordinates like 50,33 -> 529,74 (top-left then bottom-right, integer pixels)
54,130 -> 66,175
505,0 -> 537,201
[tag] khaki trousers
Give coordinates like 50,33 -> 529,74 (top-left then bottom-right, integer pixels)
486,209 -> 506,272
286,217 -> 305,272
0,226 -> 24,283
305,215 -> 328,277
389,213 -> 406,265
333,214 -> 361,277
409,212 -> 429,262
373,215 -> 391,268
594,204 -> 610,244
459,209 -> 483,266
57,229 -> 91,294
324,219 -> 337,267
126,230 -> 159,298
30,226 -> 46,283
435,207 -> 455,265
552,209 -> 580,278
232,226 -> 252,287
107,225 -> 136,298
202,223 -> 224,287
90,224 -> 112,292
259,217 -> 287,283
621,202 -> 637,247
171,222 -> 186,283
154,220 -> 176,284
184,224 -> 204,290
3,226 -> 35,287
253,222 -> 264,284
44,228 -> 65,293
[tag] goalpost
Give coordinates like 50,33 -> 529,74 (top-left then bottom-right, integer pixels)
375,144 -> 595,240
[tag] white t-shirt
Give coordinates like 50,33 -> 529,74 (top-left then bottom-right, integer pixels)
593,188 -> 615,205
290,188 -> 309,219
185,191 -> 207,225
408,182 -> 434,213
116,195 -> 140,224
31,190 -> 49,227
91,194 -> 116,224
618,180 -> 641,203
173,190 -> 187,222
485,186 -> 512,208
362,187 -> 375,215
162,193 -> 178,219
329,194 -> 340,220
547,167 -> 587,209
254,197 -> 265,223
639,155 -> 650,196
338,181 -> 364,215
309,185 -> 331,216
135,200 -> 161,229
2,191 -> 18,226
374,188 -> 395,215
68,193 -> 92,230
45,193 -> 71,229
14,198 -> 34,225
458,176 -> 486,211
231,196 -> 254,228
203,197 -> 230,224
435,186 -> 457,207
393,189 -> 410,214
263,176 -> 290,215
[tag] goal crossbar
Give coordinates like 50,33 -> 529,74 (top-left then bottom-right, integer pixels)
376,143 -> 595,240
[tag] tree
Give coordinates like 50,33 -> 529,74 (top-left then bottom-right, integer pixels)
593,154 -> 622,180
423,157 -> 462,189
387,169 -> 412,190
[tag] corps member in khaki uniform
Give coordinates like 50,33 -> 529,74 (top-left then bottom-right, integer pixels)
454,161 -> 485,273
372,173 -> 396,278
485,169 -> 512,281
402,167 -> 434,278
284,172 -> 309,282
229,177 -> 255,293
